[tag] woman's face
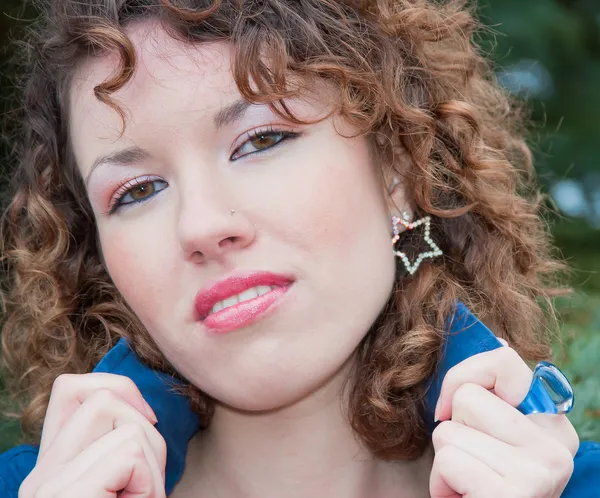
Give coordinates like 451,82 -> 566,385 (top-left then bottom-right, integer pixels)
69,22 -> 401,411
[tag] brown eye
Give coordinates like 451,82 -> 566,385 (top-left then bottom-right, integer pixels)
111,179 -> 168,214
130,182 -> 155,201
249,133 -> 279,150
231,130 -> 297,160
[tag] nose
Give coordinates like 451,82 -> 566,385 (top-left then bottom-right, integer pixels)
177,186 -> 255,263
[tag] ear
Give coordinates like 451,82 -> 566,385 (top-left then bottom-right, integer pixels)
374,133 -> 414,220
382,170 -> 413,221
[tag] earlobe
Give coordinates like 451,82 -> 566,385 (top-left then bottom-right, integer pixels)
385,174 -> 412,220
387,176 -> 401,195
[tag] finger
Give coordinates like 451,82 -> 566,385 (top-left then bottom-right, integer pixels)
38,427 -> 166,498
435,346 -> 532,422
430,445 -> 506,498
528,412 -> 580,457
41,388 -> 166,472
431,419 -> 568,483
39,373 -> 157,457
449,382 -> 542,445
432,420 -> 520,477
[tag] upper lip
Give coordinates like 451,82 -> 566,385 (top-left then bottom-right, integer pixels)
194,271 -> 294,320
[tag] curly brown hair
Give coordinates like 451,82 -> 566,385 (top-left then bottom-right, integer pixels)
1,0 -> 566,460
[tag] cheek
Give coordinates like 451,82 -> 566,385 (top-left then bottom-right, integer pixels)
279,135 -> 396,308
290,142 -> 391,262
99,226 -> 173,320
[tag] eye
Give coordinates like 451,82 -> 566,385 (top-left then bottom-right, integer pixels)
231,128 -> 298,160
109,178 -> 168,214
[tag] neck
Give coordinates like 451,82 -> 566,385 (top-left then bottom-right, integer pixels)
177,369 -> 433,498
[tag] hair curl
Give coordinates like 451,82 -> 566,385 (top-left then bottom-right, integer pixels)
1,0 -> 566,460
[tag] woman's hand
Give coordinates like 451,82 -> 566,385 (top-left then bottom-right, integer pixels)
18,373 -> 167,498
429,342 -> 580,498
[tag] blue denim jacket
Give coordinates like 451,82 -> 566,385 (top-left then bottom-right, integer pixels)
1,304 -> 598,496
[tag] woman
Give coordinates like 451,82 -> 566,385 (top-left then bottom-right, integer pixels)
0,0 -> 598,496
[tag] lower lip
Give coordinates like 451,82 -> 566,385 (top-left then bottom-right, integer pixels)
201,285 -> 291,333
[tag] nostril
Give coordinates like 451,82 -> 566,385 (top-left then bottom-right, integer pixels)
219,236 -> 238,248
188,250 -> 205,264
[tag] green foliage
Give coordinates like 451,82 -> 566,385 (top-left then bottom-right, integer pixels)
0,376 -> 22,453
552,218 -> 600,294
0,418 -> 20,453
554,293 -> 600,442
476,0 -> 600,184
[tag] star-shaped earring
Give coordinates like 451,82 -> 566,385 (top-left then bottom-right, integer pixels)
391,212 -> 442,275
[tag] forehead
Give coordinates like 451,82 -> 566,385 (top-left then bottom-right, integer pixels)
71,20 -> 236,104
68,21 -> 238,150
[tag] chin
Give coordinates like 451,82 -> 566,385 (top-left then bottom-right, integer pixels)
209,359 -> 354,414
221,394 -> 321,415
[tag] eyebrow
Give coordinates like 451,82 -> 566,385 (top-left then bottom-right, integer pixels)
85,146 -> 151,187
213,98 -> 252,129
85,99 -> 253,186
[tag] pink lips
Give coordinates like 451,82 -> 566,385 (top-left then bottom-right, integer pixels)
194,272 -> 293,333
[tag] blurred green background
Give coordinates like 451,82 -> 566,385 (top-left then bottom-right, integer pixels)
0,0 -> 599,452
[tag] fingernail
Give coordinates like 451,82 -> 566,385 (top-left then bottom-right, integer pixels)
142,399 -> 158,424
434,398 -> 441,423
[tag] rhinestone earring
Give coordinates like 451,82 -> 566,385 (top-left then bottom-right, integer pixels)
392,212 -> 443,275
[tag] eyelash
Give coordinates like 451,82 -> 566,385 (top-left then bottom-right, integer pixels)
106,127 -> 299,215
107,176 -> 166,215
230,126 -> 299,161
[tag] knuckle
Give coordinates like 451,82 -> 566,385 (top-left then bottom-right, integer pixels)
441,365 -> 459,387
504,483 -> 534,498
526,465 -> 555,496
155,430 -> 168,463
20,465 -> 68,498
495,345 -> 528,374
120,421 -> 148,440
91,387 -> 119,404
18,477 -> 36,498
452,382 -> 480,407
563,422 -> 580,457
82,388 -> 119,416
28,479 -> 58,498
431,421 -> 455,447
32,485 -> 53,498
513,461 -> 556,496
497,344 -> 520,363
122,435 -> 147,460
50,373 -> 77,396
441,363 -> 467,392
114,374 -> 139,393
431,446 -> 464,484
432,445 -> 458,467
557,459 -> 575,491
19,467 -> 47,497
545,443 -> 575,480
114,374 -> 146,402
122,421 -> 167,467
